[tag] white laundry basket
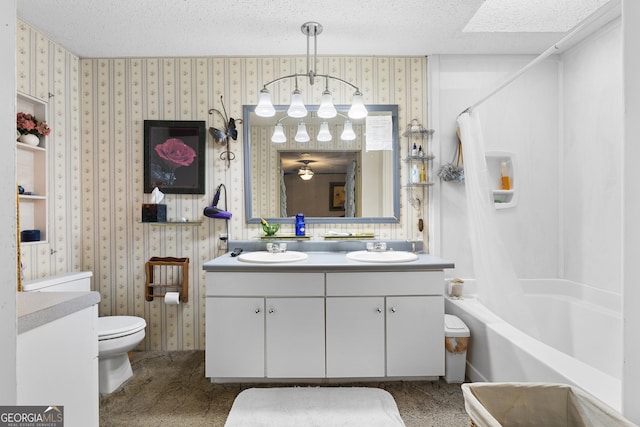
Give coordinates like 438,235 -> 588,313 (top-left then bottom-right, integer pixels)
461,382 -> 637,427
444,314 -> 469,383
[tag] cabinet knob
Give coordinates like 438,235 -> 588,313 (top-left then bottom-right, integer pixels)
390,307 -> 397,313
268,308 -> 275,314
376,307 -> 382,314
255,308 -> 261,314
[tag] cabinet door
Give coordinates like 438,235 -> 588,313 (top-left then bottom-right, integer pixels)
326,297 -> 385,377
386,296 -> 444,377
205,297 -> 264,378
266,298 -> 325,378
18,305 -> 98,427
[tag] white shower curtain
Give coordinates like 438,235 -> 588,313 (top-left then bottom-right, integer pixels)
457,111 -> 538,337
344,160 -> 357,217
279,165 -> 287,217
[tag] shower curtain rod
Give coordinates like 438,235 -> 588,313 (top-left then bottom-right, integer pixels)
459,0 -> 621,116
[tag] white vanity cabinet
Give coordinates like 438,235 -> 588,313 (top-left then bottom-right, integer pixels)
206,297 -> 265,378
265,297 -> 325,377
18,301 -> 99,427
386,295 -> 443,376
205,272 -> 325,379
205,266 -> 446,381
326,271 -> 444,378
326,296 -> 386,377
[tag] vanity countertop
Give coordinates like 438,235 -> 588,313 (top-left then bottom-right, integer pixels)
203,250 -> 454,273
18,291 -> 101,334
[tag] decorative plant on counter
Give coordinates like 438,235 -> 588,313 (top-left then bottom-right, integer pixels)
261,218 -> 280,237
17,112 -> 51,137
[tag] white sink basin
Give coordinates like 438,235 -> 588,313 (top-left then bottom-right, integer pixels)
346,250 -> 418,263
238,251 -> 309,264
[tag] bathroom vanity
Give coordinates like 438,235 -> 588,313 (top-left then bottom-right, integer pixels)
203,241 -> 454,382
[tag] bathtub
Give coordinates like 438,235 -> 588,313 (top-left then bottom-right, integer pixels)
445,279 -> 622,411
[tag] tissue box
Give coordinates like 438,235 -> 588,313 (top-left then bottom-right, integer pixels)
142,204 -> 167,222
21,229 -> 41,242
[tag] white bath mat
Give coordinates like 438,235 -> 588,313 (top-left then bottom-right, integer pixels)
224,387 -> 406,427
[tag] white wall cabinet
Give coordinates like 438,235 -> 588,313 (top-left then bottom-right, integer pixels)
206,269 -> 444,381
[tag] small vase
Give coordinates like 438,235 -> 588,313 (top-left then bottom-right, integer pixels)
19,134 -> 40,147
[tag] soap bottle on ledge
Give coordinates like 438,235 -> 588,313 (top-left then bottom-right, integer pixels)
295,213 -> 305,236
420,162 -> 427,183
500,162 -> 511,190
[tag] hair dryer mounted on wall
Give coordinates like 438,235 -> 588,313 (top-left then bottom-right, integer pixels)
204,183 -> 232,220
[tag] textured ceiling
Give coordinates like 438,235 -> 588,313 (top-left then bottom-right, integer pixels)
17,0 -> 612,58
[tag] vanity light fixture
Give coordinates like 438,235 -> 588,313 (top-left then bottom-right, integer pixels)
340,120 -> 356,141
317,122 -> 332,142
255,22 -> 368,121
270,112 -> 357,143
271,123 -> 286,143
295,123 -> 310,142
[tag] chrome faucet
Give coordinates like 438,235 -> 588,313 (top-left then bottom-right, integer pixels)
266,242 -> 287,253
366,242 -> 387,252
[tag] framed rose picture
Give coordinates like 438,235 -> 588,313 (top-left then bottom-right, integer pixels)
144,120 -> 206,194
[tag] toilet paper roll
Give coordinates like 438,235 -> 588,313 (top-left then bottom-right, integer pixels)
164,292 -> 181,305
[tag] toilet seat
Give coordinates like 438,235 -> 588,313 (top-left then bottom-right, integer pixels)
98,316 -> 146,340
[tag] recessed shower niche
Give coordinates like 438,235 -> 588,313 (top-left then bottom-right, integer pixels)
485,151 -> 517,209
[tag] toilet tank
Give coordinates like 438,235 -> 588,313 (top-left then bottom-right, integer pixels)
23,271 -> 93,292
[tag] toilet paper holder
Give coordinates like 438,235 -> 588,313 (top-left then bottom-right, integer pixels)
145,257 -> 189,303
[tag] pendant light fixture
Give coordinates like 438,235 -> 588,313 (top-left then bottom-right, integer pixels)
297,160 -> 315,181
255,22 -> 367,121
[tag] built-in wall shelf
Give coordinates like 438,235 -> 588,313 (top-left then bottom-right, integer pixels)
17,92 -> 48,244
405,182 -> 435,188
141,221 -> 203,226
485,151 -> 517,209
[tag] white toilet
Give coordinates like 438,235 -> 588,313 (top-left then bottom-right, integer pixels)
23,271 -> 146,395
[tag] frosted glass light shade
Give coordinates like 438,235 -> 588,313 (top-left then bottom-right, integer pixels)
348,92 -> 368,119
287,90 -> 308,118
317,122 -> 332,142
294,123 -> 310,142
341,121 -> 356,141
271,123 -> 286,143
255,89 -> 276,117
299,168 -> 314,180
317,91 -> 337,119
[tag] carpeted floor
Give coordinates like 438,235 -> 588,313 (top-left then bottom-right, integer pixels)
99,351 -> 470,426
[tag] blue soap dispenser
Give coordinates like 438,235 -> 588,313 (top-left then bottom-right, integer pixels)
295,213 -> 305,236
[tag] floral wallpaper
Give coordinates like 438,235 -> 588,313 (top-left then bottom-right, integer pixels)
16,20 -> 82,279
17,20 -> 430,351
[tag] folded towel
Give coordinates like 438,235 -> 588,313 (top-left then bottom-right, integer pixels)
225,387 -> 406,427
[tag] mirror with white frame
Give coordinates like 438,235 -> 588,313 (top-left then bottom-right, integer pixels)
243,104 -> 399,224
